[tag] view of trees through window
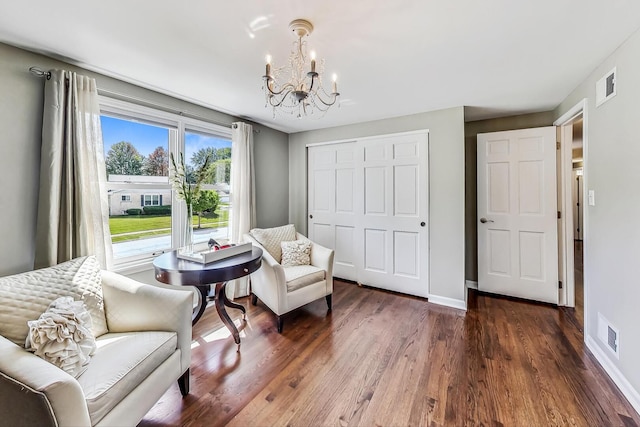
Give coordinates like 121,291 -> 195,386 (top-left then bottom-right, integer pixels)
101,114 -> 232,260
184,131 -> 232,235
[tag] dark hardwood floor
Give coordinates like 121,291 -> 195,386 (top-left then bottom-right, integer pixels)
139,278 -> 638,427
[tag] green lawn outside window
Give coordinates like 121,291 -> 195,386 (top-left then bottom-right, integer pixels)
109,205 -> 229,243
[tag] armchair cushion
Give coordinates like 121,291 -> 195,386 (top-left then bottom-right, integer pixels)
0,256 -> 107,347
26,296 -> 96,378
281,239 -> 312,267
78,331 -> 177,425
284,265 -> 326,293
250,224 -> 297,262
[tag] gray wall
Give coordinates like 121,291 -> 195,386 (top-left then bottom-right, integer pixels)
554,28 -> 640,398
252,125 -> 290,229
464,111 -> 556,282
289,107 -> 466,304
0,42 -> 289,276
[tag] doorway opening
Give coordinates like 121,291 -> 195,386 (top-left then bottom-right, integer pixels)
555,99 -> 588,335
572,118 -> 584,327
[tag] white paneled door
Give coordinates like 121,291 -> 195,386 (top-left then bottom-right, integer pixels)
308,142 -> 360,281
477,127 -> 558,304
308,131 -> 429,298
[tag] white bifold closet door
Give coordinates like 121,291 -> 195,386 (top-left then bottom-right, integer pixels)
308,131 -> 429,298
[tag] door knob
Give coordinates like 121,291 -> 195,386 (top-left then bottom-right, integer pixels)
480,217 -> 494,223
420,222 -> 426,227
309,214 -> 313,219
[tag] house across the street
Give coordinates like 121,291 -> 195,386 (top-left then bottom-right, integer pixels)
107,175 -> 172,216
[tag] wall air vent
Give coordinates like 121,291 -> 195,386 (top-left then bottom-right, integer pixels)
596,67 -> 617,107
607,326 -> 618,353
598,312 -> 620,359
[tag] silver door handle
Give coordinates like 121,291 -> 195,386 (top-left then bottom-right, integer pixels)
480,217 -> 494,223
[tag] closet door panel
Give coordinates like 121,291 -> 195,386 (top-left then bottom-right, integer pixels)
308,142 -> 359,281
308,131 -> 428,297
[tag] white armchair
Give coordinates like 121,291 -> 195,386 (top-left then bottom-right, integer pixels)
0,256 -> 192,427
244,227 -> 334,333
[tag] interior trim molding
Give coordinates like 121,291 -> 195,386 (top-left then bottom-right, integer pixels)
465,280 -> 478,290
554,98 -> 587,126
586,336 -> 640,415
428,294 -> 467,311
554,98 -> 590,329
305,128 -> 430,148
113,259 -> 154,276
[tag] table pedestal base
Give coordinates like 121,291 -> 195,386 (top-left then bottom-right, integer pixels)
153,248 -> 262,353
193,283 -> 247,351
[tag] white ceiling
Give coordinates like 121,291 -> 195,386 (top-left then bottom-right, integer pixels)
2,1 -> 640,133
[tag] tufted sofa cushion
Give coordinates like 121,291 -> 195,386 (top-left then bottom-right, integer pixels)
0,256 -> 107,347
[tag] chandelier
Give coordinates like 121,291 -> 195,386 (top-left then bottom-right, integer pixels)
262,19 -> 340,118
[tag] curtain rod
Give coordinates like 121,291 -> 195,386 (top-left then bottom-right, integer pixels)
29,66 -> 51,80
28,66 -> 258,132
99,89 -> 260,132
98,88 -> 236,129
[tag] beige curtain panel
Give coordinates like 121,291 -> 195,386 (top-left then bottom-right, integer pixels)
34,70 -> 113,270
226,122 -> 256,299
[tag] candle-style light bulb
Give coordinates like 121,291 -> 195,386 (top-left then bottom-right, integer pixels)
310,51 -> 316,73
332,73 -> 338,93
265,55 -> 272,77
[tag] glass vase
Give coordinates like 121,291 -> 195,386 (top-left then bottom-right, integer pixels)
181,202 -> 194,254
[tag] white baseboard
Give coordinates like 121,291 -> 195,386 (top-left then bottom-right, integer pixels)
586,335 -> 640,415
428,294 -> 467,311
466,280 -> 478,290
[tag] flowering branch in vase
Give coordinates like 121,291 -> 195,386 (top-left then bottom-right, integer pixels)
169,152 -> 212,206
170,152 -> 212,254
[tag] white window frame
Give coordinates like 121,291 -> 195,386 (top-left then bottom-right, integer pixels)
143,194 -> 161,206
100,96 -> 232,273
121,194 -> 131,202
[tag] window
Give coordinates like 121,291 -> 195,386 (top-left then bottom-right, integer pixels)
100,97 -> 232,267
143,194 -> 161,206
185,129 -> 232,246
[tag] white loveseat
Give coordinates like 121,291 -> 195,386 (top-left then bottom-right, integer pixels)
0,256 -> 192,427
